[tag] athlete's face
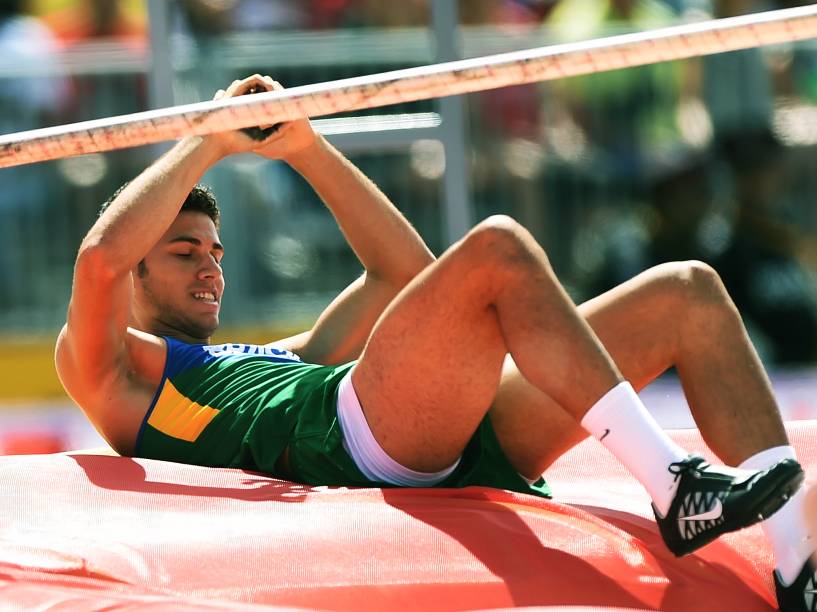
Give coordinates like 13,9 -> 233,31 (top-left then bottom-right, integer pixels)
133,212 -> 225,343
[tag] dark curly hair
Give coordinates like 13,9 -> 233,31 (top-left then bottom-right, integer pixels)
99,182 -> 220,229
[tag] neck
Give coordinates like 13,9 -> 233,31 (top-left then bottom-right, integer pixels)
131,313 -> 211,345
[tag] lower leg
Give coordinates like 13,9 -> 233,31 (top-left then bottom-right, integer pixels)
670,265 -> 788,464
473,219 -> 691,512
491,263 -> 713,480
569,261 -> 787,464
490,357 -> 590,481
741,446 -> 812,586
493,259 -> 799,515
579,262 -> 805,574
489,258 -> 807,597
474,217 -> 624,418
359,217 -> 799,551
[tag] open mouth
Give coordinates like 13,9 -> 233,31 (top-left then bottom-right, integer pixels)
192,291 -> 218,305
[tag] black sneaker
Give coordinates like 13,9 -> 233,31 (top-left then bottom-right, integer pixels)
775,558 -> 817,612
652,454 -> 804,557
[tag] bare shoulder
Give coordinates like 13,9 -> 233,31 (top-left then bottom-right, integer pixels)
55,326 -> 167,456
56,325 -> 165,391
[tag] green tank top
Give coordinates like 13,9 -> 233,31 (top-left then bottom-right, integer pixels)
134,336 -> 354,475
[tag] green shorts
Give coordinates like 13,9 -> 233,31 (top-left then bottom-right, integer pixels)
286,376 -> 552,499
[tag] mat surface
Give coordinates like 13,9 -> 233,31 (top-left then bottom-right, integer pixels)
2,422 -> 815,611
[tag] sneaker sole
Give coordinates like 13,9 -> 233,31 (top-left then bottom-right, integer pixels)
734,460 -> 804,526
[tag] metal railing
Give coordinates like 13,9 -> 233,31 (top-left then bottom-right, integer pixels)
2,4 -> 817,367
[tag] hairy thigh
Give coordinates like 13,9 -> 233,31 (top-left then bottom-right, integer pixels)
353,242 -> 509,472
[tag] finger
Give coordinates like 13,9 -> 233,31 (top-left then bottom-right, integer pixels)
222,75 -> 277,101
240,74 -> 267,89
222,79 -> 243,96
240,125 -> 281,141
234,75 -> 283,139
246,115 -> 290,140
241,79 -> 275,96
213,89 -> 226,100
258,120 -> 287,132
262,76 -> 284,91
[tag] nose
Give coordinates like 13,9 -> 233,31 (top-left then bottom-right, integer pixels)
197,256 -> 222,280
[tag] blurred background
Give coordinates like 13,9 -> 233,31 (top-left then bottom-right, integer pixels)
2,0 -> 817,454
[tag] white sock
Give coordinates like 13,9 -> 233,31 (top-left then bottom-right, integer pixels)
580,381 -> 689,516
739,445 -> 811,585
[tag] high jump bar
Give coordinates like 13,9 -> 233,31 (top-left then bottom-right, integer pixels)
2,4 -> 817,169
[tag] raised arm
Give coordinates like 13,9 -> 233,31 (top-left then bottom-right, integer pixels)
287,138 -> 435,284
285,137 -> 436,364
55,75 -> 275,444
56,138 -> 223,399
255,79 -> 435,364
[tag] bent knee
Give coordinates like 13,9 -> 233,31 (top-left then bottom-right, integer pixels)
680,260 -> 727,301
468,215 -> 528,245
460,215 -> 546,271
654,260 -> 731,309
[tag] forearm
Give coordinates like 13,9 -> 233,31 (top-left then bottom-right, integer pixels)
81,136 -> 224,274
287,135 -> 435,282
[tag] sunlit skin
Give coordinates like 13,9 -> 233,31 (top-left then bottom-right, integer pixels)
130,212 -> 225,345
55,74 -> 790,484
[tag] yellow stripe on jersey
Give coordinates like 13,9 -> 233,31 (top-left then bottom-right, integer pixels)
147,380 -> 219,442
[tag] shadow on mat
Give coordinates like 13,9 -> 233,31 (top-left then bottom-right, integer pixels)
382,487 -> 653,609
573,503 -> 775,612
70,454 -> 311,503
383,489 -> 775,611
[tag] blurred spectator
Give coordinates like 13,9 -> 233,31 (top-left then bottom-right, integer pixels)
179,0 -> 429,33
461,0 -> 557,25
179,0 -> 235,36
575,150 -> 716,292
0,0 -> 70,316
308,0 -> 353,29
0,0 -> 68,121
35,0 -> 146,44
218,0 -> 306,31
335,0 -> 428,28
464,0 -> 556,141
711,129 -> 817,364
579,127 -> 817,366
703,0 -> 774,143
548,0 -> 694,191
646,152 -> 719,264
30,0 -> 147,123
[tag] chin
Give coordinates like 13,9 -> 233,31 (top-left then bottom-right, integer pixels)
201,317 -> 220,337
178,317 -> 219,342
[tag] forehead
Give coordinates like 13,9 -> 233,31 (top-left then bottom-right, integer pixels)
160,212 -> 220,245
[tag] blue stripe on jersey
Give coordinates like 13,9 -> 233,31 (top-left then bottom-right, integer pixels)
162,336 -> 302,379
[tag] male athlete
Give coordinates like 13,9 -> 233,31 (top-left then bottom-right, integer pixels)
56,75 -> 813,611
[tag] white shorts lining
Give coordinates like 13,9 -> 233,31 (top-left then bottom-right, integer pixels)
336,368 -> 460,487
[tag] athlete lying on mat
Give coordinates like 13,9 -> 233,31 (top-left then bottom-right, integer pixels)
56,75 -> 813,611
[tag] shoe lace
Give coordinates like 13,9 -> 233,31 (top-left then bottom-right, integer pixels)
667,457 -> 708,483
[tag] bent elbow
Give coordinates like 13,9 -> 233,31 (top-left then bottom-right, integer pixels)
397,252 -> 437,285
74,241 -> 123,283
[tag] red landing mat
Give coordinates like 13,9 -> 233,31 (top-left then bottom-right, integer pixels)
1,422 -> 815,611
